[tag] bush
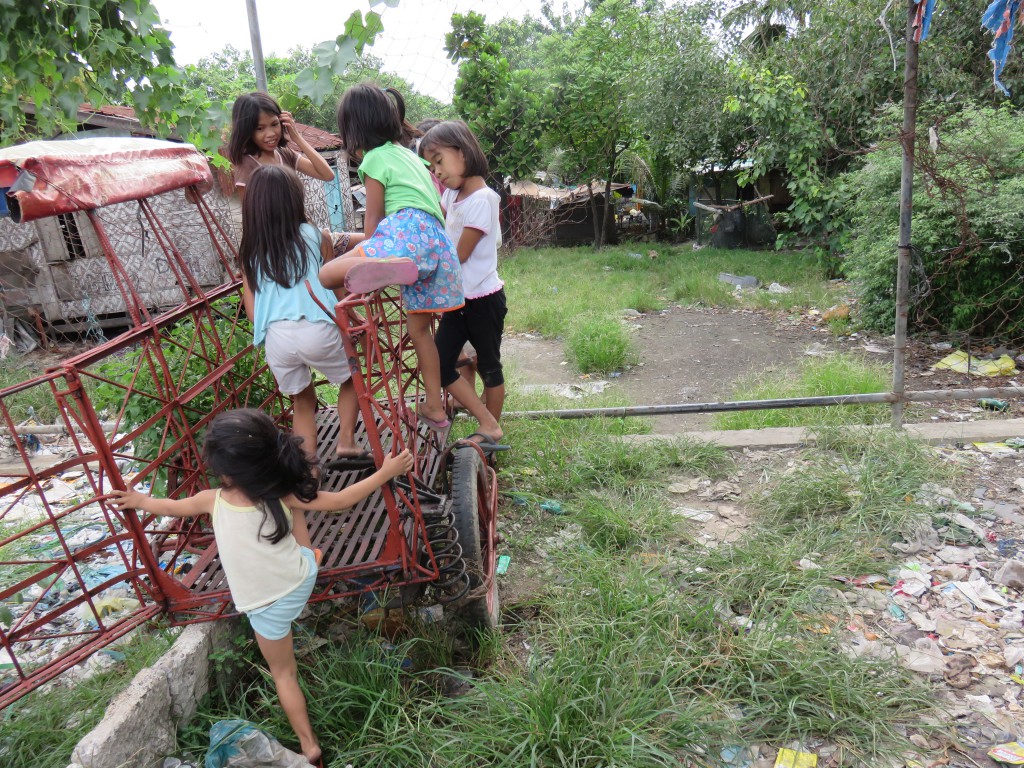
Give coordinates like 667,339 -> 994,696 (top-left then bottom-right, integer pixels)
566,314 -> 635,373
842,104 -> 1024,338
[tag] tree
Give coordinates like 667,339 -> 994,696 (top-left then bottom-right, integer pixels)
543,0 -> 651,247
184,46 -> 453,134
637,2 -> 746,213
446,12 -> 550,187
0,1 -> 216,146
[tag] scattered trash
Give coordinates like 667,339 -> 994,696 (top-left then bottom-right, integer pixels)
930,341 -> 954,351
979,398 -> 1010,411
668,478 -> 701,494
989,742 -> 1024,765
767,282 -> 792,294
946,580 -> 1009,610
718,273 -> 760,289
520,381 -> 611,400
416,605 -> 444,624
496,554 -> 511,575
721,745 -> 755,768
674,507 -> 715,523
627,252 -> 644,260
822,304 -> 850,321
932,350 -> 1019,377
540,500 -> 565,515
803,342 -> 834,357
972,442 -> 1017,455
774,748 -> 817,768
887,602 -> 907,621
206,719 -> 310,768
698,481 -> 741,501
993,560 -> 1024,590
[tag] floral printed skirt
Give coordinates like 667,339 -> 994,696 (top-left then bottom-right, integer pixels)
357,207 -> 464,313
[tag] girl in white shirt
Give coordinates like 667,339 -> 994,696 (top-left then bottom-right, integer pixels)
111,408 -> 412,767
419,121 -> 508,451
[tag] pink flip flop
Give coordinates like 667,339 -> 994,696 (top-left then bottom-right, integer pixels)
344,258 -> 418,294
417,410 -> 451,431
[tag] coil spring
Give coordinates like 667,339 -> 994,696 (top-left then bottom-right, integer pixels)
421,504 -> 470,603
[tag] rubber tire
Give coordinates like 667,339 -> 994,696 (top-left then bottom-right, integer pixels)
449,446 -> 500,630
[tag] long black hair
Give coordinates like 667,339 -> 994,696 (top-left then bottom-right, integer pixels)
238,165 -> 310,289
419,120 -> 489,177
336,83 -> 420,159
225,92 -> 286,165
203,408 -> 318,544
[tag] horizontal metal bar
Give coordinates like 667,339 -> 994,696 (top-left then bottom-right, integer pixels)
4,422 -> 117,436
504,386 -> 1024,420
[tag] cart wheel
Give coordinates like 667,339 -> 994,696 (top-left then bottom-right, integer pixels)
449,446 -> 500,630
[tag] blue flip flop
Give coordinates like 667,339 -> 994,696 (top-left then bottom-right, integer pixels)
457,431 -> 510,453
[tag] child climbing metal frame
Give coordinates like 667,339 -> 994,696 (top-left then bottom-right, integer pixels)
0,140 -> 499,710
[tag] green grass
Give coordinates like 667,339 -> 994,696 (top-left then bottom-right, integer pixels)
0,626 -> 178,768
0,357 -> 63,424
565,313 -> 636,373
501,245 -> 841,336
713,353 -> 891,430
172,386 -> 947,767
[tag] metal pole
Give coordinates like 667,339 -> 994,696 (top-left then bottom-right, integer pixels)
891,0 -> 920,428
245,0 -> 268,93
503,386 -> 1024,420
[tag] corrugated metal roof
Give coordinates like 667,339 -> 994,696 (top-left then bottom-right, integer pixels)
76,104 -> 342,150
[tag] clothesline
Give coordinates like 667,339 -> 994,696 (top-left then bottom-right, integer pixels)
913,0 -> 1023,95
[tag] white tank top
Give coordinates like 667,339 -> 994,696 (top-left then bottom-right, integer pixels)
211,489 -> 310,612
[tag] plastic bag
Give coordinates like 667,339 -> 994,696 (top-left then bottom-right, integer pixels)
205,720 -> 310,768
931,350 -> 1018,377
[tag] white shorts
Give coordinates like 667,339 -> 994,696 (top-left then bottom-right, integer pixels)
264,319 -> 352,395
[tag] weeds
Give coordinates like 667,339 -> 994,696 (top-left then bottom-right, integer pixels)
713,353 -> 891,430
502,245 -> 840,337
172,407 -> 944,766
565,314 -> 636,373
0,627 -> 176,768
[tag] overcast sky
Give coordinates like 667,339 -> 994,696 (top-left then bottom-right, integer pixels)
154,0 -> 584,102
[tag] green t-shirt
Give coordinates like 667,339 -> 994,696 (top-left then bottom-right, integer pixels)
357,142 -> 444,225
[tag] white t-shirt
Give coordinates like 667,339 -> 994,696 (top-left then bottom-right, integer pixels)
441,186 -> 504,300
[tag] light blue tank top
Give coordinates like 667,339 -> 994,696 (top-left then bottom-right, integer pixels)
252,223 -> 339,346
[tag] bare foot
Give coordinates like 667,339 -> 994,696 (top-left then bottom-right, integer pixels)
302,742 -> 322,767
418,405 -> 450,426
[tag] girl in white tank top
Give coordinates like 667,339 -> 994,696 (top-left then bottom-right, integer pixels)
111,408 -> 412,767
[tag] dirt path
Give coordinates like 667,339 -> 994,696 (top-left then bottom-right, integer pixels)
505,305 -> 838,431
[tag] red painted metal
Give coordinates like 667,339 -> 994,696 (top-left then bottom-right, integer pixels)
1,140 -> 496,711
0,137 -> 212,224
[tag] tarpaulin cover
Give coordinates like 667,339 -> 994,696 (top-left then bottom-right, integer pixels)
913,0 -> 937,42
0,137 -> 213,223
983,0 -> 1024,95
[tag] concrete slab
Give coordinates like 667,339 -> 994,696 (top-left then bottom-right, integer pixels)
623,418 -> 1024,450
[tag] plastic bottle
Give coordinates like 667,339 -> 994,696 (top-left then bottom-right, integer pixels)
978,398 -> 1010,412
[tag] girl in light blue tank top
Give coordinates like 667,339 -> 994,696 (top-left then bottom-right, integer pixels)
238,166 -> 371,487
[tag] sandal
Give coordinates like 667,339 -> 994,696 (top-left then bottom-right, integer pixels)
457,431 -> 511,454
417,410 -> 451,432
323,451 -> 375,472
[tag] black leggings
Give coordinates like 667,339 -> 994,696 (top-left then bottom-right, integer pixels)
436,289 -> 507,388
